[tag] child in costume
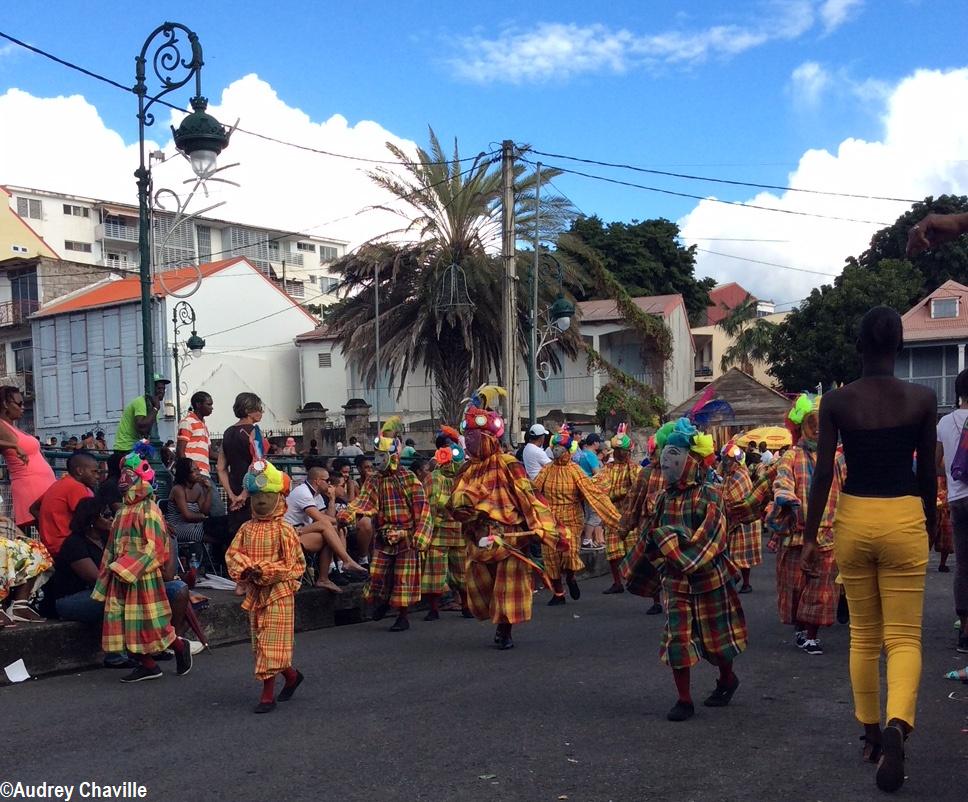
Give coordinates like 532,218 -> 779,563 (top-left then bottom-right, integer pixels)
92,443 -> 192,683
419,426 -> 471,620
767,393 -> 845,656
597,424 -> 644,595
622,418 -> 747,722
533,424 -> 620,605
338,416 -> 431,632
936,474 -> 954,573
720,443 -> 763,594
225,459 -> 306,713
448,386 -> 562,649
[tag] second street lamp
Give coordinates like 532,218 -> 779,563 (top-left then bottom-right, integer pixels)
171,300 -> 205,422
527,252 -> 576,426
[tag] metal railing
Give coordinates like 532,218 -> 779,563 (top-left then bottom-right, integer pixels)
97,221 -> 139,242
0,300 -> 39,327
906,375 -> 957,407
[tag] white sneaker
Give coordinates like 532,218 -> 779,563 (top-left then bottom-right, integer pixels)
186,639 -> 204,656
795,630 -> 807,648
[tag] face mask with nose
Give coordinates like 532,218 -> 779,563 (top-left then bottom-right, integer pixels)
660,444 -> 690,486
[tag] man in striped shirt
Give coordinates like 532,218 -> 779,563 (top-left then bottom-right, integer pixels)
176,391 -> 225,518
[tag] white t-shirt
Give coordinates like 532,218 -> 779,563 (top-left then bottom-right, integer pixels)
523,441 -> 552,480
938,408 -> 968,502
284,482 -> 324,527
340,444 -> 364,457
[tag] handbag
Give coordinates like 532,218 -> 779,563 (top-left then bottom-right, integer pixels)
949,414 -> 968,483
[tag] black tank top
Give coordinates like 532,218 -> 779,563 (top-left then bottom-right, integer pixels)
841,425 -> 920,497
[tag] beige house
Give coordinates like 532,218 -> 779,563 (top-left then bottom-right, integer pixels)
692,311 -> 788,392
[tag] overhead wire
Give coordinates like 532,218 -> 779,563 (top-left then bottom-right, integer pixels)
693,248 -> 840,278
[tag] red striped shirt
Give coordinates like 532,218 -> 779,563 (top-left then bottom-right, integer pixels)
177,411 -> 211,476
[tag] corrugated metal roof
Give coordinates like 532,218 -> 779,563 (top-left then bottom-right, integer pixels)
902,280 -> 968,341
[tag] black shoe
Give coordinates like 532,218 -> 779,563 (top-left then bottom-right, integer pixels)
704,674 -> 740,707
939,564 -> 951,572
371,602 -> 390,621
667,700 -> 695,722
957,634 -> 968,654
278,670 -> 304,702
120,665 -> 163,683
174,638 -> 193,676
646,602 -> 663,615
103,657 -> 139,670
547,594 -> 566,606
424,609 -> 440,622
254,701 -> 277,714
330,571 -> 351,587
602,583 -> 625,595
496,634 -> 514,650
837,594 -> 850,625
875,722 -> 906,793
151,650 -> 174,662
566,577 -> 581,600
461,608 -> 475,619
389,616 -> 410,632
738,584 -> 752,594
494,627 -> 502,644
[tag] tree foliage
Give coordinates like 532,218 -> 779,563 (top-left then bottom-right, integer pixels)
716,295 -> 778,373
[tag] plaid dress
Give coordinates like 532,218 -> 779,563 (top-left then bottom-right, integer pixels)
936,475 -> 954,554
534,459 -> 620,579
450,437 -> 560,624
621,460 -> 747,669
722,463 -> 763,569
596,461 -> 643,561
91,481 -> 176,655
339,467 -> 430,608
421,463 -> 467,595
616,464 -> 666,541
0,520 -> 52,602
226,495 -> 305,680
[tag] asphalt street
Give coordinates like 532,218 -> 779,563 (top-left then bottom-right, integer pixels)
2,548 -> 967,802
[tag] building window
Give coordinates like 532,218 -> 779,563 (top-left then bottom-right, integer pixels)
309,275 -> 317,285
318,352 -> 332,368
321,277 -> 340,293
64,240 -> 93,253
10,245 -> 28,254
12,339 -> 32,375
297,242 -> 316,253
197,225 -> 212,260
16,197 -> 42,220
931,298 -> 958,319
319,246 -> 338,263
62,204 -> 90,218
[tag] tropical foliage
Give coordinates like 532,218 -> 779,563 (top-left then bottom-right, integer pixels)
715,295 -> 778,373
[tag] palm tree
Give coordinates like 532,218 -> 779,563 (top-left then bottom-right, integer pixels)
716,295 -> 777,373
323,130 -> 576,424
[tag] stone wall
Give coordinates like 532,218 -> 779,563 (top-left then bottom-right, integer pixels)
38,257 -> 119,305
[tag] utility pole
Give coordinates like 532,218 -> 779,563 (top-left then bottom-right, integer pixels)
528,162 -> 541,428
500,139 -> 518,443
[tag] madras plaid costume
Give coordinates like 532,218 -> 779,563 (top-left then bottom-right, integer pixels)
936,475 -> 954,554
0,520 -> 52,603
226,497 -> 306,680
91,480 -> 176,655
533,459 -> 620,579
768,442 -> 844,627
450,434 -> 560,624
722,462 -> 763,569
596,461 -> 643,561
339,467 -> 431,609
622,460 -> 748,669
421,462 -> 466,595
616,463 -> 666,542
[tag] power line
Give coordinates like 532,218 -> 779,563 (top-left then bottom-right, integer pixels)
695,248 -> 840,277
527,148 -> 920,204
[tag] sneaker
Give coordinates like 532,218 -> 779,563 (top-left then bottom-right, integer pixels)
152,650 -> 174,662
186,639 -> 204,656
667,700 -> 695,722
802,638 -> 824,655
566,576 -> 581,600
120,665 -> 163,683
795,630 -> 807,648
581,539 -> 593,548
175,638 -> 193,676
547,594 -> 566,606
957,634 -> 968,654
703,674 -> 740,707
645,602 -> 663,616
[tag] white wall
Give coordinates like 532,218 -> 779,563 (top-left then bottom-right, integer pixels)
665,302 -> 695,408
298,338 -> 350,417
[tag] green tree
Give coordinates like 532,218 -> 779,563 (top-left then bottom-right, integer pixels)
564,216 -> 715,324
716,295 -> 778,373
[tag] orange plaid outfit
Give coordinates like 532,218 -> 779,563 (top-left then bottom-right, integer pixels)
226,497 -> 306,680
722,462 -> 763,569
616,463 -> 666,541
534,459 -> 620,579
936,475 -> 954,554
596,461 -> 643,560
450,434 -> 560,624
768,443 -> 845,627
420,462 -> 466,594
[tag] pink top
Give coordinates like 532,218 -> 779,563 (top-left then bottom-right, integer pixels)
1,420 -> 56,525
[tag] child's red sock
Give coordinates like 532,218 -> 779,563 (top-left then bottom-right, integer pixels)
138,655 -> 158,670
429,595 -> 439,613
716,658 -> 735,686
260,677 -> 276,704
171,637 -> 186,655
551,578 -> 565,597
673,667 -> 691,704
608,559 -> 622,585
282,667 -> 298,686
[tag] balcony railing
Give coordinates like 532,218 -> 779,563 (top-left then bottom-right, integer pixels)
906,375 -> 957,408
96,221 -> 139,243
0,300 -> 40,327
695,365 -> 713,377
271,251 -> 305,268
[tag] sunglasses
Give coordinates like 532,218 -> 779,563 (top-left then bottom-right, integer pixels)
99,509 -> 114,520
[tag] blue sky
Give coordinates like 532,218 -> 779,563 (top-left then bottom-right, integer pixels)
2,0 -> 968,303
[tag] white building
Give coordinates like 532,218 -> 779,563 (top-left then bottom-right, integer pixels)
30,257 -> 318,444
5,184 -> 348,309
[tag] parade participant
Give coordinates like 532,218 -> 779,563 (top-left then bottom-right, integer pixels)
91,443 -> 192,683
622,418 -> 747,722
337,416 -> 431,632
768,393 -> 844,656
597,424 -> 643,595
225,459 -> 306,713
936,473 -> 954,574
534,424 -> 619,605
720,443 -> 762,594
449,386 -> 561,649
419,427 -> 470,620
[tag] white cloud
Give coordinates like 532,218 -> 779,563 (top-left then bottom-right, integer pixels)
452,1 -> 825,84
790,61 -> 831,105
820,0 -> 864,33
679,68 -> 968,306
0,76 -> 421,250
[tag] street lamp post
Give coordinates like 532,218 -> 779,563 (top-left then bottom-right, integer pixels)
171,300 -> 206,421
135,22 -> 230,398
527,252 -> 575,426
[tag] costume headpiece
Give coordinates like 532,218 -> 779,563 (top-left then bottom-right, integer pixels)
655,418 -> 716,465
687,385 -> 735,428
462,384 -> 506,439
434,425 -> 465,466
788,392 -> 821,425
550,423 -> 579,453
721,442 -> 745,462
118,440 -> 156,490
610,422 -> 633,451
243,459 -> 291,495
374,415 -> 403,454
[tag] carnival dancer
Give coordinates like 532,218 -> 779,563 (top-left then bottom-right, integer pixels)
449,385 -> 562,649
337,416 -> 431,632
768,393 -> 844,656
534,424 -> 620,605
91,443 -> 192,683
419,427 -> 471,620
936,473 -> 954,573
597,424 -> 643,595
622,418 -> 747,722
721,443 -> 763,594
225,460 -> 306,713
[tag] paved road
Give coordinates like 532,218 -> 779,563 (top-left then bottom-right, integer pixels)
3,549 -> 967,802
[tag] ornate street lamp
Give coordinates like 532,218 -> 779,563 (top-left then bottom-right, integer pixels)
171,300 -> 205,421
135,22 -> 230,399
527,251 -> 576,425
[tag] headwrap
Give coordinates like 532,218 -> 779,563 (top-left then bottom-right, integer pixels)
721,442 -> 745,463
118,440 -> 156,491
610,423 -> 633,451
656,417 -> 717,467
785,392 -> 822,443
550,423 -> 579,453
462,385 -> 507,440
434,425 -> 465,467
243,459 -> 291,495
374,415 -> 404,454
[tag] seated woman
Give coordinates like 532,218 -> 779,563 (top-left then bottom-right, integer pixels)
39,497 -> 191,667
166,457 -> 212,568
0,516 -> 51,626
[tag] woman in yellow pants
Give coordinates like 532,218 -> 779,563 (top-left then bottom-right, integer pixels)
801,306 -> 936,795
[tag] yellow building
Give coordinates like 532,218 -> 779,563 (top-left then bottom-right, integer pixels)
0,185 -> 59,260
692,311 -> 789,391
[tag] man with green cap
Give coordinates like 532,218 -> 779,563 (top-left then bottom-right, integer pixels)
109,375 -> 170,480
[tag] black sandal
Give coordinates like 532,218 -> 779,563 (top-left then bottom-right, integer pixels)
860,734 -> 882,764
875,721 -> 906,792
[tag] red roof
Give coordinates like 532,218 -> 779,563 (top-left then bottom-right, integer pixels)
578,294 -> 682,322
705,282 -> 754,325
296,323 -> 335,343
34,259 -> 242,318
901,280 -> 968,342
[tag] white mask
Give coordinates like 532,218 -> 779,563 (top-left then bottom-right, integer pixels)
660,444 -> 689,486
373,450 -> 391,472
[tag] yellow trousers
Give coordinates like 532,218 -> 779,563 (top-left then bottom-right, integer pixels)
834,494 -> 928,729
